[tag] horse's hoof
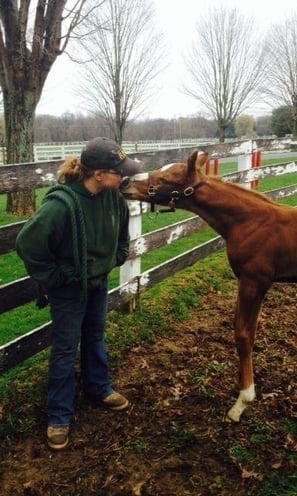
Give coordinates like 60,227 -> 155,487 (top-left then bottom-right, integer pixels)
226,407 -> 241,422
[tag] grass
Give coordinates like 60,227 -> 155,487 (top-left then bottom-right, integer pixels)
0,156 -> 296,338
0,250 -> 230,409
170,421 -> 197,448
0,250 -> 233,460
0,187 -> 48,224
1,250 -> 297,495
1,155 -> 297,494
0,304 -> 51,345
1,156 -> 297,346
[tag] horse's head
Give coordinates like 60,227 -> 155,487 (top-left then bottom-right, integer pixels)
120,150 -> 208,210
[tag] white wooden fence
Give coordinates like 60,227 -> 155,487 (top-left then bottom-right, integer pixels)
32,140 -> 220,161
1,150 -> 297,373
119,154 -> 297,300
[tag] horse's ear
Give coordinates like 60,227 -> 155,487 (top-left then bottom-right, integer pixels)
187,150 -> 208,173
196,151 -> 208,171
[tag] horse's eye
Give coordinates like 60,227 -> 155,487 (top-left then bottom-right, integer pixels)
120,177 -> 131,189
160,178 -> 171,185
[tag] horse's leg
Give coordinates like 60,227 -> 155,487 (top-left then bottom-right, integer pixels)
227,278 -> 267,422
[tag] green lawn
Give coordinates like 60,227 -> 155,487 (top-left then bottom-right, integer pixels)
1,156 -> 297,346
1,156 -> 297,493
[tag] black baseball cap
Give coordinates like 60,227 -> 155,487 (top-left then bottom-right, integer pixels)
80,137 -> 142,176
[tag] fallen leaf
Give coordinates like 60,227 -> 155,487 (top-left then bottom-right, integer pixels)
133,481 -> 145,496
240,466 -> 263,481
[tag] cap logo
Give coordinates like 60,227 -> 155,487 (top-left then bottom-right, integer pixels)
118,148 -> 127,161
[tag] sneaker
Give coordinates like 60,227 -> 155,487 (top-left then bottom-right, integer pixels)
47,425 -> 69,450
102,391 -> 129,411
86,391 -> 129,411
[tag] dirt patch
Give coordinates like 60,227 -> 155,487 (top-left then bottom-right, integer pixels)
1,283 -> 297,496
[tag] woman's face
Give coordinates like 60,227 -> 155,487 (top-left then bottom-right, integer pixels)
96,169 -> 123,190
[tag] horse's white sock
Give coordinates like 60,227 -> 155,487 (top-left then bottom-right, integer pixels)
227,384 -> 255,422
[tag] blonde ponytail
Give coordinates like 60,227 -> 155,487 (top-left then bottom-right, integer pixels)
57,157 -> 94,184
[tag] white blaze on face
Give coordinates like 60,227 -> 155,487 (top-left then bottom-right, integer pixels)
132,172 -> 149,181
161,163 -> 175,171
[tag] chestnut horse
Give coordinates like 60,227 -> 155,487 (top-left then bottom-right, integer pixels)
121,150 -> 297,422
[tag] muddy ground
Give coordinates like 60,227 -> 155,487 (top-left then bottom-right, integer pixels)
1,281 -> 297,496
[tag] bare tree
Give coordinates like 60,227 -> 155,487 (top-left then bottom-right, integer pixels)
234,115 -> 256,139
183,6 -> 266,142
0,0 -> 94,214
255,114 -> 272,137
263,13 -> 297,136
75,0 -> 166,144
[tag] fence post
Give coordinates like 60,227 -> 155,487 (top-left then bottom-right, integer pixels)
205,158 -> 220,175
251,150 -> 261,188
1,147 -> 7,164
120,200 -> 142,311
214,158 -> 219,175
237,139 -> 256,189
238,154 -> 253,189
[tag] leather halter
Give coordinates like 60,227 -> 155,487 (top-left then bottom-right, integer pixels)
147,173 -> 207,213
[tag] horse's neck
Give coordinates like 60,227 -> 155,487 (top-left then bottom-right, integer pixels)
186,179 -> 260,238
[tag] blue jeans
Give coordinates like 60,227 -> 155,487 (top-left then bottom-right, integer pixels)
47,277 -> 113,426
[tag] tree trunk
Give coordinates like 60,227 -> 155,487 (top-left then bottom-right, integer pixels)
0,1 -> 89,215
292,102 -> 297,138
4,89 -> 37,215
6,187 -> 36,216
218,126 -> 226,143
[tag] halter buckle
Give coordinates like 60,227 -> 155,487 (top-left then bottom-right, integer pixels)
184,186 -> 194,197
148,185 -> 156,196
171,190 -> 180,200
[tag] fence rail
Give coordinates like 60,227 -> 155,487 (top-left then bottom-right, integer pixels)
33,140 -> 209,161
0,140 -> 215,164
1,155 -> 297,374
0,136 -> 296,164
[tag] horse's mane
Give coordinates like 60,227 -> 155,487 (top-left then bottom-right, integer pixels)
209,175 -> 277,206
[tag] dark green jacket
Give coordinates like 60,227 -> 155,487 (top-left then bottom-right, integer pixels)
16,182 -> 130,291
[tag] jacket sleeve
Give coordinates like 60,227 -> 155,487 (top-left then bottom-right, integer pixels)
116,196 -> 130,266
16,200 -> 75,289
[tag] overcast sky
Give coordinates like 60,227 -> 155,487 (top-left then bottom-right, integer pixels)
37,0 -> 297,120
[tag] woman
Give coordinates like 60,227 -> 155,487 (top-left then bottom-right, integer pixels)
16,137 -> 141,450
